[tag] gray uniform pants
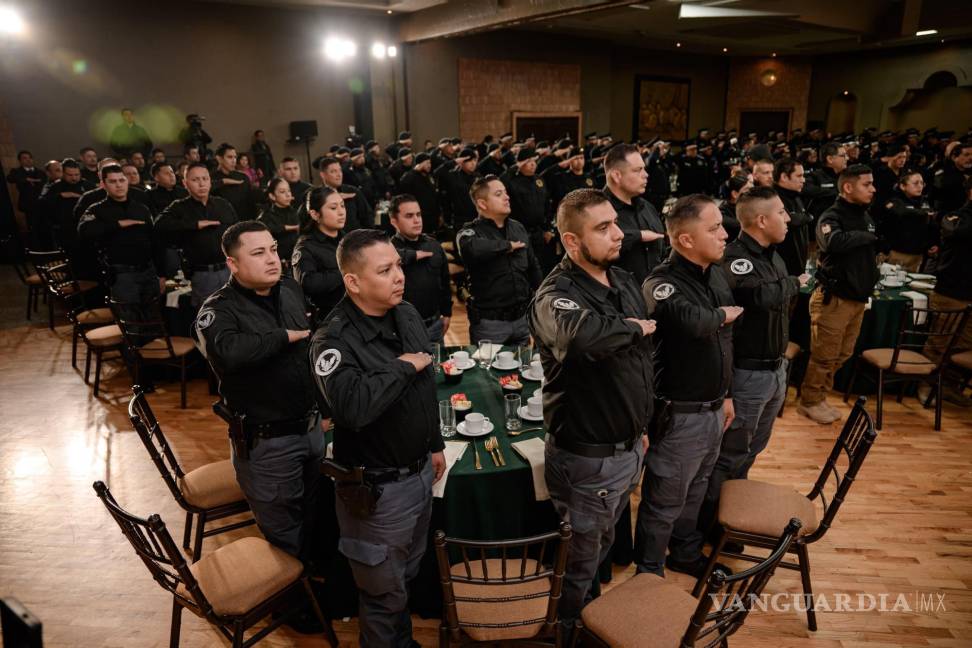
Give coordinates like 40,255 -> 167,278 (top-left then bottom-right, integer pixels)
545,437 -> 643,623
697,365 -> 787,538
191,267 -> 230,308
335,459 -> 434,648
233,423 -> 326,557
634,407 -> 725,575
469,315 -> 530,346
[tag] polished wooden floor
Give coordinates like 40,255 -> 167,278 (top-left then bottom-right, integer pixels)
2,279 -> 972,647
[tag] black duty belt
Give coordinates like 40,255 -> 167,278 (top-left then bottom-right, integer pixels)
552,435 -> 641,459
669,398 -> 725,414
735,357 -> 783,371
110,263 -> 151,273
250,416 -> 314,439
474,304 -> 527,322
193,263 -> 227,272
363,455 -> 428,484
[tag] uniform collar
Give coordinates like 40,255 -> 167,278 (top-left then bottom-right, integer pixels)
392,232 -> 424,246
311,228 -> 342,244
340,297 -> 402,343
670,250 -> 711,282
229,276 -> 281,304
560,256 -> 620,301
475,215 -> 507,230
604,186 -> 636,209
738,231 -> 773,257
836,197 -> 869,214
776,185 -> 801,199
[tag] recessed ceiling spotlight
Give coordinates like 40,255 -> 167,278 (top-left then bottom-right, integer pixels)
915,29 -> 938,36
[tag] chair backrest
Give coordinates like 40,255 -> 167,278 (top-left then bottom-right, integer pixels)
434,522 -> 571,642
128,387 -> 189,505
889,304 -> 972,373
92,481 -> 216,619
110,299 -> 173,356
29,251 -> 77,297
804,396 -> 878,543
682,518 -> 802,647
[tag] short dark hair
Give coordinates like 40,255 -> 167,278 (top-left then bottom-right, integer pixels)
951,141 -> 972,158
79,146 -> 96,156
315,156 -> 340,172
265,176 -> 288,199
336,228 -> 391,273
184,144 -> 199,154
185,161 -> 209,176
753,158 -> 774,168
603,143 -> 640,174
666,194 -> 716,237
100,164 -> 125,181
898,168 -> 923,186
61,158 -> 81,170
150,162 -> 173,177
215,142 -> 236,157
151,147 -> 164,156
280,156 -> 298,165
389,193 -> 419,217
17,150 -> 31,160
772,157 -> 801,183
819,142 -> 843,161
556,188 -> 610,234
727,172 -> 750,195
736,186 -> 779,226
303,186 -> 341,233
121,107 -> 133,114
469,174 -> 500,204
838,164 -> 873,191
222,220 -> 269,256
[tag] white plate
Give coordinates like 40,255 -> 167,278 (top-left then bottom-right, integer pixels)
491,360 -> 521,371
518,406 -> 544,422
457,420 -> 494,437
521,368 -> 543,382
448,358 -> 476,371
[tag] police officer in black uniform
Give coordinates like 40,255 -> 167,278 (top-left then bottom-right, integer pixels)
883,169 -> 936,271
279,157 -> 313,208
439,147 -> 480,230
6,150 -> 47,248
192,220 -> 324,561
212,143 -> 256,221
645,140 -> 674,213
530,188 -> 655,630
39,159 -> 92,258
934,140 -> 972,214
697,187 -> 809,540
398,152 -> 440,234
308,156 -> 370,232
257,177 -> 301,266
292,186 -> 346,322
78,164 -> 163,303
310,229 -> 445,648
773,157 -> 812,276
503,148 -> 556,273
603,144 -> 667,285
547,146 -> 594,210
676,142 -> 710,196
457,176 -> 543,345
477,142 -> 506,178
804,142 -> 847,219
389,194 -> 453,344
144,162 -> 188,217
635,194 -> 741,578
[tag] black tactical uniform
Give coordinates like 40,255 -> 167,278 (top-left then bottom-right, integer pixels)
212,169 -> 256,220
257,203 -> 301,264
310,296 -> 442,647
605,187 -> 667,285
719,200 -> 741,242
391,232 -> 452,342
288,179 -> 314,209
398,169 -> 441,234
192,276 -> 323,557
883,193 -> 935,260
933,160 -> 971,214
477,152 -> 506,178
504,169 -> 555,272
635,251 -> 735,576
775,185 -> 813,276
549,168 -> 595,209
676,154 -> 709,196
529,256 -> 653,624
804,166 -> 839,219
646,154 -> 673,213
815,198 -> 880,303
144,184 -> 188,218
40,178 -> 92,258
292,229 -> 344,321
935,201 -> 972,302
439,167 -> 480,228
456,216 -> 542,344
7,165 -> 47,243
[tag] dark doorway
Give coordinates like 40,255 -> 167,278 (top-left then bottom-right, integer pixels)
739,110 -> 791,139
512,112 -> 582,145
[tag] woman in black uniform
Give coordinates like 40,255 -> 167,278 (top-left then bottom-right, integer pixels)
257,177 -> 300,267
291,186 -> 347,322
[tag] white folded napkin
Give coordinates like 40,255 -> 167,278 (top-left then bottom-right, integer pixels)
907,273 -> 936,281
471,343 -> 500,362
511,437 -> 549,501
900,290 -> 928,325
910,280 -> 935,292
165,286 -> 191,308
432,441 -> 469,498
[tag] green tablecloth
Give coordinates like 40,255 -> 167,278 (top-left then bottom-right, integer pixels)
436,346 -> 558,541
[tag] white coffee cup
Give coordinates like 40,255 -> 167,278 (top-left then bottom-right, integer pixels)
533,389 -> 542,399
450,350 -> 470,365
896,269 -> 907,282
465,412 -> 489,434
527,396 -> 542,417
530,359 -> 543,377
496,350 -> 515,366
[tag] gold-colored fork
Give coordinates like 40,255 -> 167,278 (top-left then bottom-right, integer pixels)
484,437 -> 500,467
473,439 -> 482,470
508,427 -> 543,437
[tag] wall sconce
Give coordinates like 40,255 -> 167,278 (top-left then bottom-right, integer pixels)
760,69 -> 778,87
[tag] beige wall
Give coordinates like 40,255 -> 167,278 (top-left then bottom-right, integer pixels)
724,57 -> 812,133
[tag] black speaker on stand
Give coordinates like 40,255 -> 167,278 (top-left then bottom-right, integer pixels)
288,120 -> 319,181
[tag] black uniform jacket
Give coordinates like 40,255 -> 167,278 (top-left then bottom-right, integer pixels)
456,216 -> 542,313
815,197 -> 880,303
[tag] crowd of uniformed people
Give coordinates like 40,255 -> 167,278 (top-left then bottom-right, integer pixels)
8,119 -> 972,645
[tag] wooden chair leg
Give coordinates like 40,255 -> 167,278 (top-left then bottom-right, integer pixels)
169,597 -> 183,648
71,325 -> 79,369
231,621 -> 245,648
180,358 -> 187,409
192,511 -> 207,562
302,577 -> 339,648
692,530 -> 727,597
48,297 -> 55,330
93,350 -> 103,397
796,543 -> 817,631
875,368 -> 884,430
84,346 -> 93,384
935,373 -> 943,432
183,511 -> 194,551
439,623 -> 450,648
25,290 -> 31,320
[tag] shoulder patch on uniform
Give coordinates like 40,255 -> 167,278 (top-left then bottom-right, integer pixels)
196,309 -> 216,330
729,258 -> 754,275
946,214 -> 959,221
652,283 -> 675,300
291,250 -> 302,265
885,202 -> 894,210
821,223 -> 832,234
535,179 -> 544,188
314,349 -> 342,377
553,298 -> 580,311
585,177 -> 593,187
457,228 -> 475,241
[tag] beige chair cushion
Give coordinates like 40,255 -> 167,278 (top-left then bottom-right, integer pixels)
26,273 -> 42,285
580,573 -> 697,648
719,479 -> 819,538
179,459 -> 246,509
77,307 -> 113,325
950,350 -> 972,371
785,341 -> 801,360
450,559 -> 550,642
861,348 -> 934,375
140,336 -> 195,359
176,536 -> 303,616
86,325 -> 123,347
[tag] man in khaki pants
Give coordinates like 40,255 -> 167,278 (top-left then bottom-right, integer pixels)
799,165 -> 879,424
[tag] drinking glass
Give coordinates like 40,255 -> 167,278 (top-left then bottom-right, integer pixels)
504,394 -> 522,431
439,399 -> 456,438
518,344 -> 533,371
431,342 -> 442,374
478,339 -> 494,369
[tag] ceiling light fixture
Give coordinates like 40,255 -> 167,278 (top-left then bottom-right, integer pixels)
323,36 -> 357,63
371,42 -> 386,59
676,42 -> 681,47
915,29 -> 938,36
0,6 -> 25,35
722,47 -> 728,53
387,45 -> 397,58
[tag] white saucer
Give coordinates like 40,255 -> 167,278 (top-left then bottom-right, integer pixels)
491,360 -> 521,371
518,406 -> 544,422
521,368 -> 543,382
457,420 -> 494,437
449,358 -> 476,371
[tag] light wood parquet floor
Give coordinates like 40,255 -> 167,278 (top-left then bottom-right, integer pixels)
1,294 -> 971,647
